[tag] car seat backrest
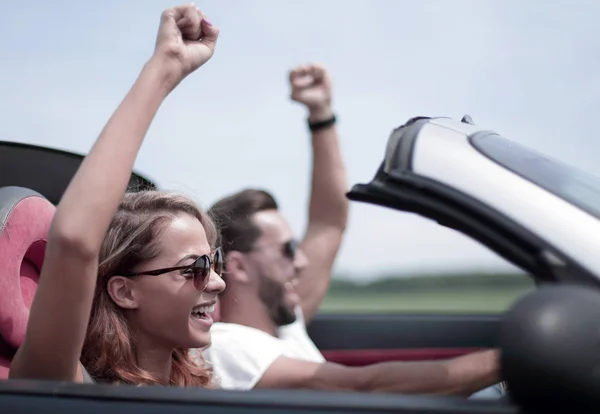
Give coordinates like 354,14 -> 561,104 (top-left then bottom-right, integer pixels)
0,187 -> 55,378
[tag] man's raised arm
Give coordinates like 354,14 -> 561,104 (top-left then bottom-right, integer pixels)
290,64 -> 349,322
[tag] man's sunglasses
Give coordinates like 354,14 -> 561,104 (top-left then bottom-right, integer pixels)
251,239 -> 299,261
282,239 -> 299,260
120,247 -> 224,291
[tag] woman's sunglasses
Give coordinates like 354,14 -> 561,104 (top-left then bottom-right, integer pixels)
120,247 -> 224,291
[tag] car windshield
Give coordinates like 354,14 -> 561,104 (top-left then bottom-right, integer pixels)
470,133 -> 600,220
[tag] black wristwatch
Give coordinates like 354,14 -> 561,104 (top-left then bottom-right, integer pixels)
308,114 -> 337,132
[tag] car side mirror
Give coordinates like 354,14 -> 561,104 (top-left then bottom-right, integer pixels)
460,114 -> 475,125
501,284 -> 600,411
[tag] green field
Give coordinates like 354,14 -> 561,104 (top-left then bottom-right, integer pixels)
320,286 -> 534,314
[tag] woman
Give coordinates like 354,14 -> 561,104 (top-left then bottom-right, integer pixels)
9,3 -> 225,386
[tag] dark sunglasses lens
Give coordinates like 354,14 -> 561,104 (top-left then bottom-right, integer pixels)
193,256 -> 211,291
213,248 -> 224,276
284,240 -> 297,260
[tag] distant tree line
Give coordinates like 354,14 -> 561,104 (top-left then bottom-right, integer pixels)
329,272 -> 533,294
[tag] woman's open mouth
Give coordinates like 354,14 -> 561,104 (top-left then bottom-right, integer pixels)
191,303 -> 215,320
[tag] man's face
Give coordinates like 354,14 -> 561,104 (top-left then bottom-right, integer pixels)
246,209 -> 308,327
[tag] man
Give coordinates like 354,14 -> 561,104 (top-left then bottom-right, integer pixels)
202,64 -> 501,396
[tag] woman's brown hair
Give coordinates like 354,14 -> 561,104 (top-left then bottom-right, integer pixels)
80,191 -> 217,387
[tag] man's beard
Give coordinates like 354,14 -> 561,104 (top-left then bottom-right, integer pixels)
258,273 -> 297,327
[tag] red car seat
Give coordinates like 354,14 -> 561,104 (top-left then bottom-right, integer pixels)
0,187 -> 55,378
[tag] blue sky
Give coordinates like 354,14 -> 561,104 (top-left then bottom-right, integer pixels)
1,1 -> 599,281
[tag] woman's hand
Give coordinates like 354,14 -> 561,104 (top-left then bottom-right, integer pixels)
152,3 -> 220,90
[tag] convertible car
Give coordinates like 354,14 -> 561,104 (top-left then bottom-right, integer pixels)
1,116 -> 599,413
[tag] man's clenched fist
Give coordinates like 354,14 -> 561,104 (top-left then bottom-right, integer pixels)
289,64 -> 333,122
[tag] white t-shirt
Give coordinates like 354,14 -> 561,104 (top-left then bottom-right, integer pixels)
203,306 -> 325,390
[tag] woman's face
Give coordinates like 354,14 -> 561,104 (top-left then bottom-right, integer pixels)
124,214 -> 226,350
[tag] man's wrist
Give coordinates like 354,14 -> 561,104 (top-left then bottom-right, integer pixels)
308,105 -> 334,123
445,349 -> 500,395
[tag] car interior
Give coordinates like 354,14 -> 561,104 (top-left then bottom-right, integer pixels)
0,136 -> 599,413
0,185 -> 516,414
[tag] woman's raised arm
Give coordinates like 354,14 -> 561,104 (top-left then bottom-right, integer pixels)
10,3 -> 219,381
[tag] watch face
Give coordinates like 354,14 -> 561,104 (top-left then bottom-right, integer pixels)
0,141 -> 156,205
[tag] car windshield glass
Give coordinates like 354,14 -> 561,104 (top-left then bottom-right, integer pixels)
470,133 -> 600,219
